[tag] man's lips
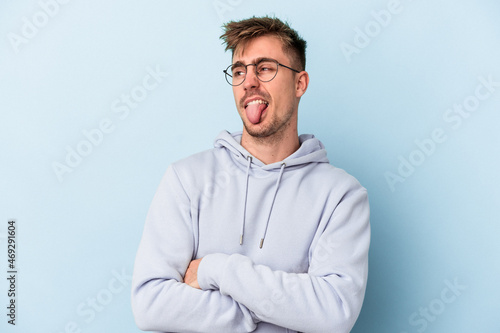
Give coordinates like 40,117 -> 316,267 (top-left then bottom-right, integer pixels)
244,97 -> 269,108
240,91 -> 271,108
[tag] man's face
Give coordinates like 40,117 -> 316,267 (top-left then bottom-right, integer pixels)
231,35 -> 301,139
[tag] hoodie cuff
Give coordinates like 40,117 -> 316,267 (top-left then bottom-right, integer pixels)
198,253 -> 230,291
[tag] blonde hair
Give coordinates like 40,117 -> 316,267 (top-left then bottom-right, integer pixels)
220,16 -> 307,70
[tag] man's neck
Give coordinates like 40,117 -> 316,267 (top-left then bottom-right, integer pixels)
240,129 -> 300,165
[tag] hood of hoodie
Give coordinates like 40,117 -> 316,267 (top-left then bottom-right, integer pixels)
213,130 -> 330,248
214,130 -> 330,170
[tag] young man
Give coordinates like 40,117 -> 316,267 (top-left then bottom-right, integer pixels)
132,16 -> 370,333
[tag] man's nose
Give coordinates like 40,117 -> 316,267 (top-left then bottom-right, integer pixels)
243,65 -> 259,89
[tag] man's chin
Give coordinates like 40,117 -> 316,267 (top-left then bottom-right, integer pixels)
243,121 -> 275,139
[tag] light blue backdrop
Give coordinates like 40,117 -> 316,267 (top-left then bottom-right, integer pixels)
1,0 -> 499,332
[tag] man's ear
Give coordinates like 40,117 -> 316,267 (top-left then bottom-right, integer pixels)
295,71 -> 309,98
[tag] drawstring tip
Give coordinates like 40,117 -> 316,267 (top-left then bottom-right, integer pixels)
240,235 -> 243,245
259,238 -> 264,249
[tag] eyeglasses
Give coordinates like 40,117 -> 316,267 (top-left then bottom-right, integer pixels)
223,58 -> 301,86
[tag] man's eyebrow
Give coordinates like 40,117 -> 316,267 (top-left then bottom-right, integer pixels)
254,57 -> 276,64
232,60 -> 245,67
232,57 -> 277,66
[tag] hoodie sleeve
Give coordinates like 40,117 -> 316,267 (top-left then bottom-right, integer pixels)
131,165 -> 258,333
197,186 -> 370,333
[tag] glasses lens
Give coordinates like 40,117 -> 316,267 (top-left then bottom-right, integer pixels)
256,61 -> 278,82
226,64 -> 245,86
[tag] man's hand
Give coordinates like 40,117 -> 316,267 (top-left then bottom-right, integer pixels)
184,258 -> 202,289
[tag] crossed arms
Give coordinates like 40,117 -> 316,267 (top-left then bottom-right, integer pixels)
131,165 -> 370,333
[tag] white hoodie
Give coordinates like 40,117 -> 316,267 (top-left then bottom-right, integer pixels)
132,130 -> 370,333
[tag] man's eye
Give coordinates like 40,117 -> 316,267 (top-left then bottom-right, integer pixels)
258,62 -> 275,73
232,67 -> 245,77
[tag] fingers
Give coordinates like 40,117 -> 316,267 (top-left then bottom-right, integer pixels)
184,258 -> 202,289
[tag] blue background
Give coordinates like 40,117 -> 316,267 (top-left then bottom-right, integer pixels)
1,0 -> 499,332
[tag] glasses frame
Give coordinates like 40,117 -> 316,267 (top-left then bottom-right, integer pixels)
223,58 -> 301,86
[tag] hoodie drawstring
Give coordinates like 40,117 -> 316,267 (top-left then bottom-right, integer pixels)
240,156 -> 252,245
240,158 -> 286,249
259,162 -> 286,248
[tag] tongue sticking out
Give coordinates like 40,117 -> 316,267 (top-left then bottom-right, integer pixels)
246,103 -> 268,124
